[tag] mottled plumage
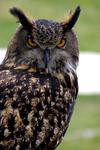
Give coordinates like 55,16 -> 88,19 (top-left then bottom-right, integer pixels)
0,6 -> 80,150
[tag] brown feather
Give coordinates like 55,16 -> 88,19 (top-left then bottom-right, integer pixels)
0,66 -> 78,149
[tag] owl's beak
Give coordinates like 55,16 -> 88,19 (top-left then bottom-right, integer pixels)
44,48 -> 50,71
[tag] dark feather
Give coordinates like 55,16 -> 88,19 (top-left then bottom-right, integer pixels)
62,6 -> 81,31
10,7 -> 33,32
0,66 -> 78,150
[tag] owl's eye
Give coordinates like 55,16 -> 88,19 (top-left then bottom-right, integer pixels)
27,36 -> 37,48
57,39 -> 66,48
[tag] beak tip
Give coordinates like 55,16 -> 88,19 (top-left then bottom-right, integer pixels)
45,68 -> 49,73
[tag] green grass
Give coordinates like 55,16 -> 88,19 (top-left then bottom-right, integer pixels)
57,95 -> 100,150
0,0 -> 100,51
57,137 -> 100,150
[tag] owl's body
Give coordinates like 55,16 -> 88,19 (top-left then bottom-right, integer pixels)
0,65 -> 77,150
0,6 -> 80,150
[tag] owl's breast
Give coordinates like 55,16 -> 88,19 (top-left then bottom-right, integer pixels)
0,68 -> 78,150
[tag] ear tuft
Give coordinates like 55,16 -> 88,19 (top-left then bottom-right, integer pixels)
61,6 -> 81,31
10,7 -> 33,32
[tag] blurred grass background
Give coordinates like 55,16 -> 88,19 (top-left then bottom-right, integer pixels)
0,0 -> 100,150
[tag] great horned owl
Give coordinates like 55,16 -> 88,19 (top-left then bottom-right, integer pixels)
0,6 -> 80,150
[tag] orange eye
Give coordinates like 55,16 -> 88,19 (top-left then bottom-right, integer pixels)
27,37 -> 37,48
57,39 -> 66,48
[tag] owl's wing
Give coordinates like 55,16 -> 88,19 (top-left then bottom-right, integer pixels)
0,67 -> 78,150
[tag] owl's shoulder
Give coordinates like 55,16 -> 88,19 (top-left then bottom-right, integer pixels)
0,66 -> 61,99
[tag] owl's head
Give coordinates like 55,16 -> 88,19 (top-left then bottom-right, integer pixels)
3,6 -> 81,74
